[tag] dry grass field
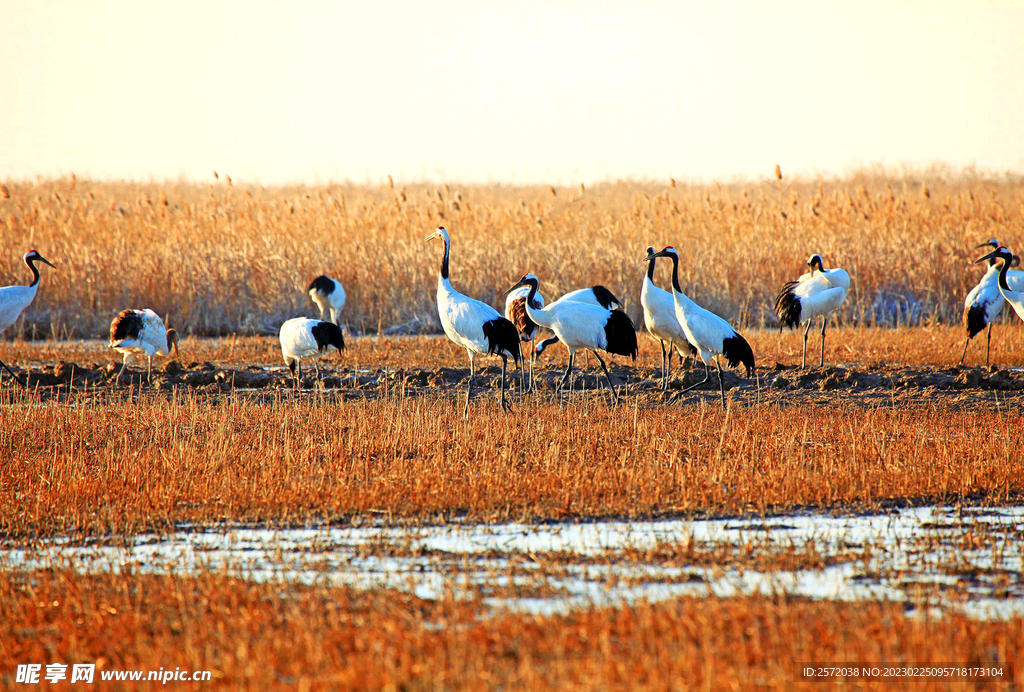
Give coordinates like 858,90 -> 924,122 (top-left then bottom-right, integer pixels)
1,327 -> 1023,541
2,171 -> 1023,339
2,569 -> 1021,691
4,173 -> 1024,690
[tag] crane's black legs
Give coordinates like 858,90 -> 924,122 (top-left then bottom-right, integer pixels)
0,357 -> 26,387
986,323 -> 993,366
819,316 -> 827,367
716,359 -> 726,408
557,353 -> 575,402
592,350 -> 619,406
666,345 -> 673,390
464,354 -> 475,418
116,355 -> 130,385
659,341 -> 667,390
500,355 -> 510,413
147,356 -> 153,384
679,362 -> 711,395
959,336 -> 970,366
802,319 -> 812,368
295,360 -> 302,391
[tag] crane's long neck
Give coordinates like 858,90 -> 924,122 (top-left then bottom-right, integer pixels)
667,253 -> 696,311
646,257 -> 656,281
523,282 -> 554,328
436,235 -> 453,295
25,257 -> 41,287
998,256 -> 1012,292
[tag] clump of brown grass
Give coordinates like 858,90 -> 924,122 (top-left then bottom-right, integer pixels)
0,383 -> 1020,539
1,170 -> 1022,339
1,568 -> 1020,691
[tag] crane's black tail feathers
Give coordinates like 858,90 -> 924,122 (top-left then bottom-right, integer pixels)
722,333 -> 755,377
604,310 -> 639,360
483,318 -> 522,365
964,304 -> 987,339
773,281 -> 802,329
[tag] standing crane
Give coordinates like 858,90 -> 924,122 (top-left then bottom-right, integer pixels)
426,226 -> 521,417
109,309 -> 179,384
774,253 -> 850,368
645,247 -> 755,408
642,245 -> 699,389
0,250 -> 56,386
279,317 -> 346,390
975,246 -> 1024,325
308,275 -> 346,325
960,239 -> 1024,365
505,273 -> 637,405
505,282 -> 545,391
532,285 -> 624,357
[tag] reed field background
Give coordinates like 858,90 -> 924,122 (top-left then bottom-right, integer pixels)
2,168 -> 1022,339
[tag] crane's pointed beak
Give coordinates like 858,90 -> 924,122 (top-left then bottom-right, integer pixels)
424,230 -> 439,242
37,255 -> 56,268
504,279 -> 527,295
975,249 -> 999,264
975,242 -> 996,249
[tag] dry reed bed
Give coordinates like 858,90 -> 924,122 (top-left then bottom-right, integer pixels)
1,390 -> 1019,539
2,172 -> 1023,338
1,569 -> 1019,691
4,324 -> 1024,373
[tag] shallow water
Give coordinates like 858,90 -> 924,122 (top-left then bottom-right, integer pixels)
4,505 -> 1022,619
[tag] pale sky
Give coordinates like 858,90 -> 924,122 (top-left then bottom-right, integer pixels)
2,1 -> 1022,185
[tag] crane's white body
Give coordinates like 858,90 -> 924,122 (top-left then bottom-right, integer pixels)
642,274 -> 693,354
109,309 -> 173,359
996,275 -> 1024,322
964,264 -> 1024,325
109,308 -> 178,383
788,268 -> 850,322
0,283 -> 38,335
669,288 -> 737,366
280,317 -> 341,364
526,300 -> 619,355
438,277 -> 506,357
533,286 -> 623,357
0,251 -> 56,386
427,226 -> 519,416
309,277 -> 346,324
513,273 -> 637,405
641,264 -> 698,388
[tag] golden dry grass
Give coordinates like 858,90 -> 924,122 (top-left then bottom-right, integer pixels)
4,324 -> 1024,370
1,383 -> 1020,539
2,171 -> 1023,339
1,569 -> 1019,691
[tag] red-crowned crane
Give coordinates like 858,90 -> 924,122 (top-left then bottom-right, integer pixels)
774,253 -> 850,367
646,247 -> 755,408
505,273 -> 637,405
426,226 -> 521,417
109,309 -> 179,384
505,282 -> 545,391
533,285 -> 623,357
975,246 -> 1024,325
960,239 -> 1024,365
279,317 -> 346,390
0,250 -> 56,386
642,245 -> 699,389
308,276 -> 346,325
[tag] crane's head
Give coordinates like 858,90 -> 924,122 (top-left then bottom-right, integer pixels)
505,273 -> 540,295
976,238 -> 1001,250
975,246 -> 1014,267
806,254 -> 824,271
24,250 -> 56,269
166,329 -> 180,359
424,226 -> 449,243
646,246 -> 678,261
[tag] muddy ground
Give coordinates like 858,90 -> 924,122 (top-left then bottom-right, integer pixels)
4,356 -> 1024,410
